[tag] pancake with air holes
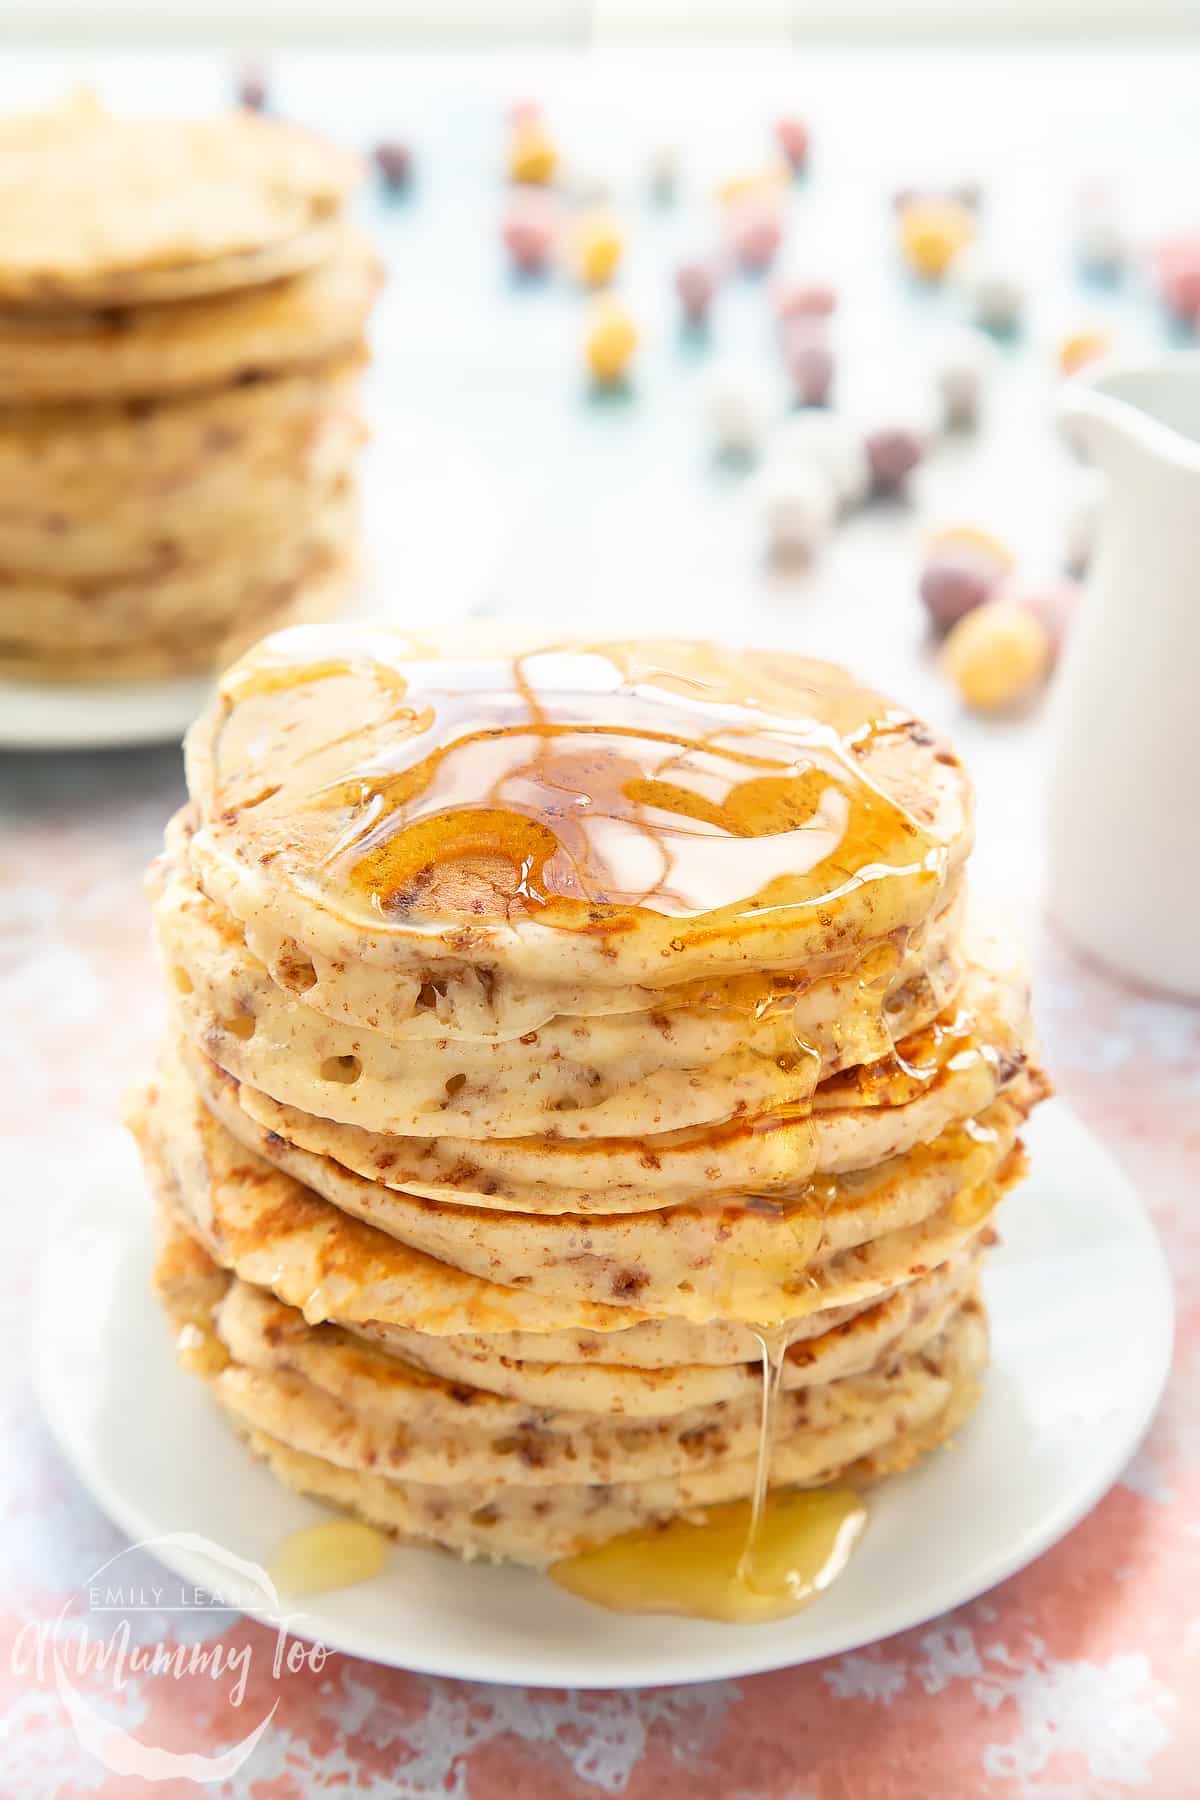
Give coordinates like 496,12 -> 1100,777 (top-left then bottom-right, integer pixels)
181,629 -> 974,1025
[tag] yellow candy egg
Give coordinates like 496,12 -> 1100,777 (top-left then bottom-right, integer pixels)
899,199 -> 975,280
1058,328 -> 1111,376
569,210 -> 624,286
586,301 -> 638,385
716,165 -> 788,207
509,123 -> 558,186
941,601 -> 1052,711
925,523 -> 1014,574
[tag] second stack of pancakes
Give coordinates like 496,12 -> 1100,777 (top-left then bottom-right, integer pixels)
0,97 -> 381,681
131,628 -> 1048,1569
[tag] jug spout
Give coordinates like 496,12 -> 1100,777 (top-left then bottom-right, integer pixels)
1057,355 -> 1200,483
1056,381 -> 1136,476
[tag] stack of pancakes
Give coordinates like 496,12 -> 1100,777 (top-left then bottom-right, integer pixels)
129,628 -> 1048,1572
0,97 -> 381,682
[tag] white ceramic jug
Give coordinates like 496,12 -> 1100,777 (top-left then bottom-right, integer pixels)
1050,357 -> 1200,999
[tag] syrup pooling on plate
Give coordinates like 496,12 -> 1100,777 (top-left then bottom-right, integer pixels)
268,1517 -> 389,1597
210,632 -> 951,937
550,1300 -> 869,1625
549,1487 -> 868,1624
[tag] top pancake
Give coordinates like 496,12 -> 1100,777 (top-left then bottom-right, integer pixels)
184,627 -> 974,1017
0,98 -> 360,308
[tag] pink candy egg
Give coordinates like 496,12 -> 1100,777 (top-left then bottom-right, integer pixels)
774,280 -> 837,321
919,551 -> 1000,632
775,116 -> 810,171
235,63 -> 268,112
730,204 -> 783,271
674,259 -> 720,323
785,338 -> 834,407
865,427 -> 925,492
1009,580 -> 1081,660
373,140 -> 412,189
1155,237 -> 1200,321
502,192 -> 559,272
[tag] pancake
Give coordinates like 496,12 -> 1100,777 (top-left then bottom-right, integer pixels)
0,476 -> 357,660
187,1043 -> 1035,1320
211,1277 -> 972,1487
0,231 -> 382,404
0,357 -> 365,579
175,944 -> 1028,1193
155,831 -> 971,1140
1,555 -> 356,684
227,1243 -> 984,1422
183,630 -> 975,1025
0,99 -> 359,307
161,801 -> 965,1042
134,1041 -> 1037,1330
224,1334 -> 981,1570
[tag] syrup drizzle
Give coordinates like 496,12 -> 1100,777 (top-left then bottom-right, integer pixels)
551,1304 -> 869,1624
213,635 -> 952,934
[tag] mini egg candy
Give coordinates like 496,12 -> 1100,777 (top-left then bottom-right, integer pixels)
373,140 -> 413,191
707,368 -> 771,461
1153,236 -> 1200,321
1076,214 -> 1128,278
509,122 -> 558,186
925,522 -> 1014,573
919,549 -> 1002,633
502,192 -> 559,272
785,336 -> 835,407
569,210 -> 624,286
717,167 -> 786,206
774,280 -> 837,321
775,116 -> 810,172
758,461 -> 837,558
730,201 -> 784,272
898,197 -> 975,280
941,601 -> 1053,711
674,258 -> 720,324
771,412 -> 870,510
1058,328 -> 1110,377
958,252 -> 1025,332
865,426 -> 925,493
585,301 -> 638,385
933,328 -> 992,431
1010,579 -> 1081,661
235,62 -> 268,112
647,145 -> 680,204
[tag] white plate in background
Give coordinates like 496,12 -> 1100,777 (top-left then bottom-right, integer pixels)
0,672 -> 213,752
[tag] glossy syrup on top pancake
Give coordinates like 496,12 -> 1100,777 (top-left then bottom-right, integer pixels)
211,629 -> 957,937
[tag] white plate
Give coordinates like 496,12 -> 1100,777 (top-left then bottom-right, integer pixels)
0,671 -> 213,751
33,1100 -> 1172,1689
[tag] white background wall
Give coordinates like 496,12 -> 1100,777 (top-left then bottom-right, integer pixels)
3,0 -> 1199,44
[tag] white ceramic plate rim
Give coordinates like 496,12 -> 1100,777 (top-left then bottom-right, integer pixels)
33,1099 -> 1173,1689
0,671 -> 213,751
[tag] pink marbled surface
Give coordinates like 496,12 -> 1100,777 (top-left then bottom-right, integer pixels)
1,731 -> 1197,1800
